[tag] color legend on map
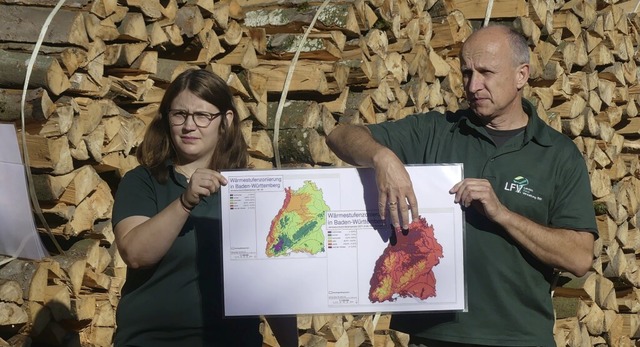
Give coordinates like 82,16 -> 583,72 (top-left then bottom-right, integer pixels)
229,193 -> 256,210
326,230 -> 357,249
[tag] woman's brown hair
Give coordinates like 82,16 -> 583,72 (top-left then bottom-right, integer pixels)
136,69 -> 248,183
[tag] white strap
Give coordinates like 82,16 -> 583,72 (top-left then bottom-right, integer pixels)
20,0 -> 68,255
483,0 -> 495,27
272,0 -> 331,168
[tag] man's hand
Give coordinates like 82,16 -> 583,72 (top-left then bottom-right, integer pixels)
450,177 -> 595,276
373,148 -> 419,230
449,178 -> 507,222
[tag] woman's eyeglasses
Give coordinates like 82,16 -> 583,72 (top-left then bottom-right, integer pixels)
168,110 -> 223,128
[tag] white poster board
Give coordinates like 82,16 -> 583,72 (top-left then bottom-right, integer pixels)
220,165 -> 465,316
0,124 -> 48,259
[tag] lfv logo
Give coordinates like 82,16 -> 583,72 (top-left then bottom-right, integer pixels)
504,176 -> 528,193
504,176 -> 542,201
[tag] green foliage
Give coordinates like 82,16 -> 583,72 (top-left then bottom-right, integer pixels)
296,2 -> 311,12
593,201 -> 607,215
372,18 -> 391,31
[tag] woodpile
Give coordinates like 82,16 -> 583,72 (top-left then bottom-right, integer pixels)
0,0 -> 638,346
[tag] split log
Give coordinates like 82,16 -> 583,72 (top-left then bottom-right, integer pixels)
243,4 -> 361,36
67,73 -> 111,97
429,11 -> 473,49
553,10 -> 582,39
441,0 -> 528,19
89,0 -> 117,19
0,50 -> 70,96
79,325 -> 114,347
246,61 -> 348,96
215,36 -> 258,69
175,4 -> 205,38
117,12 -> 147,42
146,22 -> 170,47
126,0 -> 164,20
58,165 -> 101,206
0,42 -> 87,77
265,32 -> 343,61
84,12 -> 120,42
44,284 -> 72,322
188,19 -> 225,64
64,181 -> 114,238
163,24 -> 185,47
104,42 -> 148,67
0,4 -> 89,48
0,0 -> 90,6
0,88 -> 55,123
18,133 -> 73,175
0,260 -> 49,303
322,87 -> 350,114
271,128 -> 338,166
267,100 -> 322,130
0,302 -> 28,327
248,156 -> 273,169
248,130 -> 273,160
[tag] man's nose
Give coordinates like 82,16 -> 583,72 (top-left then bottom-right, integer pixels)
466,73 -> 482,93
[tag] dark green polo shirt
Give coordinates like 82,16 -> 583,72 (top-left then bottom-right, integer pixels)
368,99 -> 597,346
112,164 -> 261,347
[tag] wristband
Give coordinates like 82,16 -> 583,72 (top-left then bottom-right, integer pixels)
179,193 -> 194,212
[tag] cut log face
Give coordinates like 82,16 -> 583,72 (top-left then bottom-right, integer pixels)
19,134 -> 74,174
0,88 -> 55,123
0,302 -> 28,326
0,50 -> 71,96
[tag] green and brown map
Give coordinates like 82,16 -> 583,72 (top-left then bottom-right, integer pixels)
265,180 -> 329,257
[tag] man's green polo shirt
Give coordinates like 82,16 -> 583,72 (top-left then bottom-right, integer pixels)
367,99 -> 597,346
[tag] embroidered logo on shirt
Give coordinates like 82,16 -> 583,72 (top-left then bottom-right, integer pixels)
503,176 -> 542,201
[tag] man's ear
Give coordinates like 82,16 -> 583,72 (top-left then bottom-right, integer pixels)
516,64 -> 530,90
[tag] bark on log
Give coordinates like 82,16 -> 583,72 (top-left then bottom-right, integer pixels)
0,4 -> 89,48
0,50 -> 70,96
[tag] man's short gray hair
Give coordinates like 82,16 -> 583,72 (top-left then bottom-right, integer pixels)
503,26 -> 530,66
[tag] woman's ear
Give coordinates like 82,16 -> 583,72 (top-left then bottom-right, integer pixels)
222,110 -> 234,131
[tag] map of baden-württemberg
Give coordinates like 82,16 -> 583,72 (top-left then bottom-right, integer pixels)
265,180 -> 329,257
369,217 -> 444,303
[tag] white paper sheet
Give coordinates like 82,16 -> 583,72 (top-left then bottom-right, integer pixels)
0,124 -> 48,260
221,165 -> 466,316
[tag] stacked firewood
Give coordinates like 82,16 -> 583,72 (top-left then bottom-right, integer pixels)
0,0 -> 639,346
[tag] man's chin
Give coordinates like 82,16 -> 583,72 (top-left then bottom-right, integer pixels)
469,108 -> 495,125
470,107 -> 491,118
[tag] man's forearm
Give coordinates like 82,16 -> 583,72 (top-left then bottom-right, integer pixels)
496,208 -> 594,276
326,124 -> 386,167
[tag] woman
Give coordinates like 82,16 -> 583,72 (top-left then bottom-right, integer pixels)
112,69 -> 263,346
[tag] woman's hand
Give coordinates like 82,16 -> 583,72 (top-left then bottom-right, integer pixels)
182,169 -> 228,209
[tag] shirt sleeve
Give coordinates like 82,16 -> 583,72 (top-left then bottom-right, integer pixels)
366,112 -> 442,164
112,166 -> 159,227
549,144 -> 598,237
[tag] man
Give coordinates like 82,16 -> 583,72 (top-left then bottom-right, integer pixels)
326,25 -> 597,346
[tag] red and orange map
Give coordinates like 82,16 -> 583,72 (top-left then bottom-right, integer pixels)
369,217 -> 444,303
